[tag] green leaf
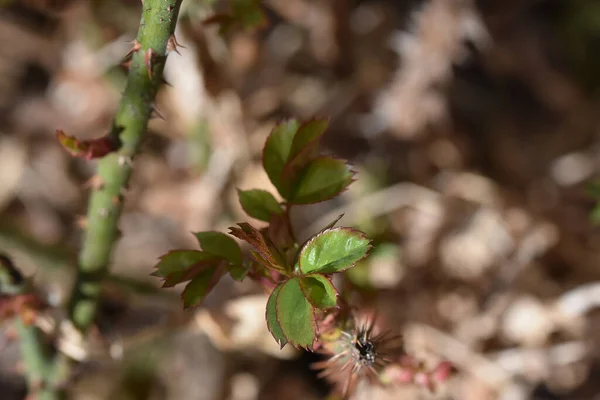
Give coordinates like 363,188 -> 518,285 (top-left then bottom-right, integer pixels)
298,227 -> 371,274
289,158 -> 354,204
276,277 -> 316,349
237,189 -> 283,222
229,261 -> 250,281
151,250 -> 216,278
300,274 -> 338,309
181,265 -> 223,309
193,231 -> 242,266
281,119 -> 330,188
266,284 -> 287,348
288,118 -> 329,160
263,120 -> 299,197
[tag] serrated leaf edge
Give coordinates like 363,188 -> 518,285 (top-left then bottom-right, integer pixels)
275,278 -> 316,350
297,227 -> 373,275
287,157 -> 357,205
299,274 -> 339,310
180,262 -> 227,309
265,284 -> 288,349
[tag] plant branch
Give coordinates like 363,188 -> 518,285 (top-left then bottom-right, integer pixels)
68,0 -> 183,333
1,254 -> 61,400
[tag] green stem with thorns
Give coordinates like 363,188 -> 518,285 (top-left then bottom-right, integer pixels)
68,0 -> 183,333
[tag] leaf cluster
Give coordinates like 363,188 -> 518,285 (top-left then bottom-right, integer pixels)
152,118 -> 371,348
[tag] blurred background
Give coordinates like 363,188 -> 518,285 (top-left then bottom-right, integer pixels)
2,0 -> 600,399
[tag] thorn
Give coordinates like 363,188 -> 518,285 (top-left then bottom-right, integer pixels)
111,196 -> 121,206
167,34 -> 186,55
82,175 -> 105,190
98,208 -> 109,218
144,48 -> 156,79
124,40 -> 141,59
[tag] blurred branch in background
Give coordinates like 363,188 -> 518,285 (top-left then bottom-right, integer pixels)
0,254 -> 60,400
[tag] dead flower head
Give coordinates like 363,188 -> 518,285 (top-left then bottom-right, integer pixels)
312,312 -> 404,399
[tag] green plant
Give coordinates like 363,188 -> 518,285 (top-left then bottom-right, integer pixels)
152,118 -> 369,347
153,119 -> 454,396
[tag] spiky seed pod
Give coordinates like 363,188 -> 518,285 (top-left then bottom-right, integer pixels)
313,314 -> 404,399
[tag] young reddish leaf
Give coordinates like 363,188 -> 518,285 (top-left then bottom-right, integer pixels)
300,274 -> 338,309
263,120 -> 300,197
181,263 -> 226,309
193,231 -> 242,266
276,277 -> 316,349
229,223 -> 284,271
237,189 -> 283,222
56,129 -> 116,160
266,283 -> 288,348
151,250 -> 217,278
298,228 -> 371,275
287,157 -> 354,204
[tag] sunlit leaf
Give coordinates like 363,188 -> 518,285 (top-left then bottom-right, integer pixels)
276,277 -> 315,349
288,158 -> 354,204
300,274 -> 337,309
266,284 -> 287,348
237,189 -> 282,222
298,227 -> 371,274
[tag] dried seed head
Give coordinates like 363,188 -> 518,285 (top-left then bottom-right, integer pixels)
313,313 -> 404,399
